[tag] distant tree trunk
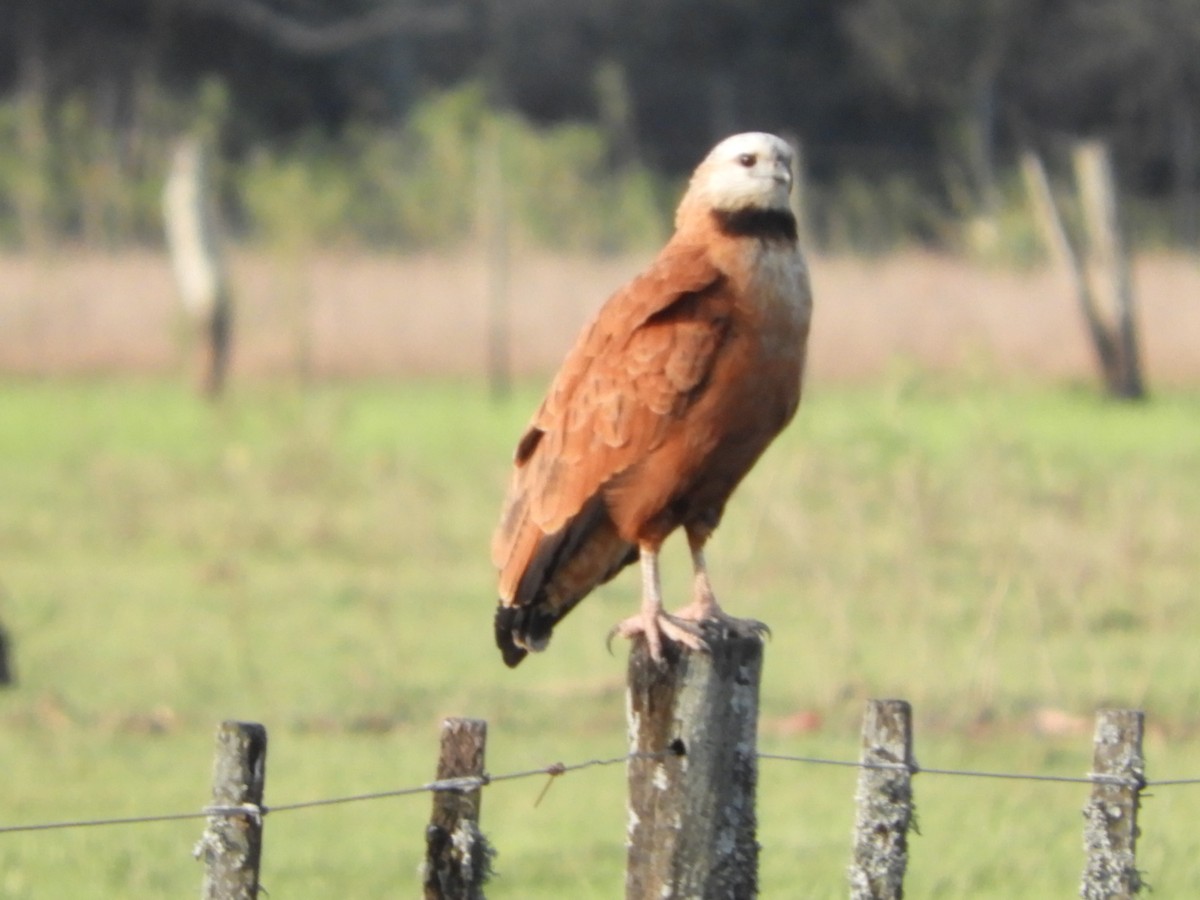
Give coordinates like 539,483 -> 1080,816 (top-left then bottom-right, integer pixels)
1020,142 -> 1146,400
594,59 -> 640,167
1171,93 -> 1199,250
131,0 -> 175,168
966,77 -> 1000,216
0,618 -> 14,687
163,137 -> 233,398
14,2 -> 50,252
1073,141 -> 1145,400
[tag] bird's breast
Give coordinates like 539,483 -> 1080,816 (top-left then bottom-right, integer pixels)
746,244 -> 811,352
721,243 -> 812,429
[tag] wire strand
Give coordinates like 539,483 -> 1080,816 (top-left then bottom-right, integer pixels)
0,746 -> 1186,836
758,751 -> 1144,787
0,749 -> 675,835
0,810 -> 210,835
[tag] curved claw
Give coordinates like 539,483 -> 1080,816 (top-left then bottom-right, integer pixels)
604,625 -> 620,656
608,610 -> 707,662
738,617 -> 772,641
607,607 -> 767,660
666,599 -> 771,645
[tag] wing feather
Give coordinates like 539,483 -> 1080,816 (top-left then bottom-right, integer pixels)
492,240 -> 726,600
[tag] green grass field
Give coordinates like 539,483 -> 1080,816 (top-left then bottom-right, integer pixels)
1,374 -> 1199,897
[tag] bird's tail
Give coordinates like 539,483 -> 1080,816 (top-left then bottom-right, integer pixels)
493,495 -> 638,667
494,603 -> 555,668
493,540 -> 635,668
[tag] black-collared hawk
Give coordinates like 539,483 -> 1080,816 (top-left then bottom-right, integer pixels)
492,132 -> 812,667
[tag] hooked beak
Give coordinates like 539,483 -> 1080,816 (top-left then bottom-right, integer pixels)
772,161 -> 793,190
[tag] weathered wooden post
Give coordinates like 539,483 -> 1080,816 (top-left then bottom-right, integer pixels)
848,699 -> 916,900
0,591 -> 13,686
196,720 -> 268,899
1081,709 -> 1145,899
424,717 -> 493,900
0,583 -> 13,687
1073,142 -> 1145,400
625,625 -> 764,899
0,620 -> 13,686
163,135 -> 233,399
1020,142 -> 1145,401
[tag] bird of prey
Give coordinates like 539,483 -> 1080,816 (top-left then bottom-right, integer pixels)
492,131 -> 812,667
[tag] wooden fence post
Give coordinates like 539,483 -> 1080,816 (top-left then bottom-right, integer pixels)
1073,142 -> 1145,400
0,619 -> 13,687
163,136 -> 233,399
424,717 -> 492,900
196,720 -> 268,900
625,625 -> 764,900
848,699 -> 916,900
1020,142 -> 1146,401
1081,709 -> 1145,899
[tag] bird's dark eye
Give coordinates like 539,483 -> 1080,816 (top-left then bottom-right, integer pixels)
737,153 -> 757,167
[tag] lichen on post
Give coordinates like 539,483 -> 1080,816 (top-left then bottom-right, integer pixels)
848,699 -> 916,900
625,623 -> 764,899
423,717 -> 494,900
1080,709 -> 1145,899
196,720 -> 268,900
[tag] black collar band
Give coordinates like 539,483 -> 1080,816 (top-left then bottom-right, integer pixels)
711,208 -> 798,242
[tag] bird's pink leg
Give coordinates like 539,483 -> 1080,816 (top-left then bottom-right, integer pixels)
674,541 -> 722,620
669,529 -> 771,639
609,543 -> 706,661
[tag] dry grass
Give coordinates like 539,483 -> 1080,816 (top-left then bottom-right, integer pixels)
2,248 -> 1198,384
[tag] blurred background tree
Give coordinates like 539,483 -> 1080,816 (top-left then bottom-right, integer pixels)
0,0 -> 1195,255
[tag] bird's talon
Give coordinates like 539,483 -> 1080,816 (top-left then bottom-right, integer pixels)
660,611 -> 707,639
741,618 -> 771,640
609,610 -> 707,660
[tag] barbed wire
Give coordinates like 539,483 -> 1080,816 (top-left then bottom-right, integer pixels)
0,748 -> 676,836
756,751 -> 1149,787
2,745 -> 1195,837
0,809 -> 219,835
